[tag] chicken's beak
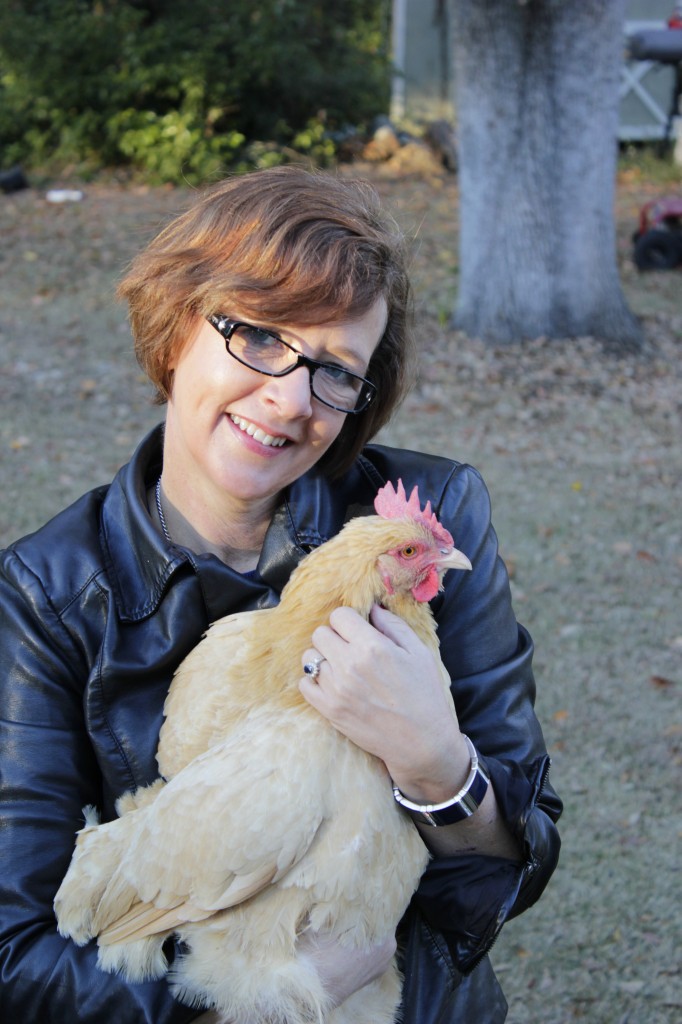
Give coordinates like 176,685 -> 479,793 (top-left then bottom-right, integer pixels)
437,547 -> 472,573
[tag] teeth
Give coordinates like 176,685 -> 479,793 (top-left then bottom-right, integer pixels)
230,415 -> 287,447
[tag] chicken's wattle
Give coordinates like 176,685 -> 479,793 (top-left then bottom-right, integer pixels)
410,566 -> 441,603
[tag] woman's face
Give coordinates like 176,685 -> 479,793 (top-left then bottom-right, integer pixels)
163,298 -> 387,514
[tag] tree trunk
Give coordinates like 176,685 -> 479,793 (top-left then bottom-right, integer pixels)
451,0 -> 643,348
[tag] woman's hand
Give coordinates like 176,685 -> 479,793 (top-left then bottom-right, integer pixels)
300,604 -> 521,860
299,604 -> 470,803
297,928 -> 397,1007
190,931 -> 396,1021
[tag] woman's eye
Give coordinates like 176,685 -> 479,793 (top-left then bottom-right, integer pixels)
239,326 -> 277,348
320,363 -> 349,381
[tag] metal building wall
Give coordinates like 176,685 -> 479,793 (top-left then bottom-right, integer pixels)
391,0 -> 679,141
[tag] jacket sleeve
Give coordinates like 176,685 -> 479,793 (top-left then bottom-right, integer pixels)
0,552 -> 200,1023
407,463 -> 562,974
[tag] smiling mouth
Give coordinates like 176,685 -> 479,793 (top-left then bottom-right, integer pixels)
229,414 -> 289,448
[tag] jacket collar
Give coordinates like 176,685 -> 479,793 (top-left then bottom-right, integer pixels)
100,425 -> 184,622
100,425 -> 383,622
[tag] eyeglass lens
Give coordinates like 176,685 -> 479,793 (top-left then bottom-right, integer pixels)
228,322 -> 371,412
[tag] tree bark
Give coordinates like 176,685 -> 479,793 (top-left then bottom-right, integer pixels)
451,0 -> 643,348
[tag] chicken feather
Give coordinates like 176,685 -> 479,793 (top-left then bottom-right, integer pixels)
54,481 -> 471,1024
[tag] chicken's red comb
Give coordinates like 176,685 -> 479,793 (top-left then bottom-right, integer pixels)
374,479 -> 453,547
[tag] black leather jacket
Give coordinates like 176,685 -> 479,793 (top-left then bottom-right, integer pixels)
0,425 -> 561,1023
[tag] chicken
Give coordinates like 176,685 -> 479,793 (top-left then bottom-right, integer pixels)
54,480 -> 472,1024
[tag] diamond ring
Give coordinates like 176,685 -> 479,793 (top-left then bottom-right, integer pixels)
303,655 -> 325,680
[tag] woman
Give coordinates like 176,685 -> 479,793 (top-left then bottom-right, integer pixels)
0,167 -> 561,1023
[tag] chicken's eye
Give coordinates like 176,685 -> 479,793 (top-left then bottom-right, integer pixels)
400,545 -> 418,558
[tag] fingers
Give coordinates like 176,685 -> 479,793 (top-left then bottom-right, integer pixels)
300,606 -> 425,694
368,603 -> 423,649
301,610 -> 370,679
297,929 -> 397,1006
299,647 -> 332,715
312,604 -> 414,649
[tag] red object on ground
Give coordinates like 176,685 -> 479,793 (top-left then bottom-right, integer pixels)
637,196 -> 682,235
668,3 -> 682,28
633,196 -> 682,271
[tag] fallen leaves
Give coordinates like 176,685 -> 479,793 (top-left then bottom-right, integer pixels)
78,379 -> 98,399
649,675 -> 676,690
9,436 -> 31,450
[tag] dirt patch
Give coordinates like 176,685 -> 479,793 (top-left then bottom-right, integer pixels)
1,168 -> 680,1022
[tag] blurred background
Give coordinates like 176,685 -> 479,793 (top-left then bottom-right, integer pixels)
1,3 -> 680,1023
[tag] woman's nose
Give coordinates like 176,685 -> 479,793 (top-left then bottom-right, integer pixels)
262,366 -> 314,418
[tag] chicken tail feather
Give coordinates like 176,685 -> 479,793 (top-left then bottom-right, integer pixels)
97,934 -> 169,982
54,815 -> 127,945
98,899 -> 185,945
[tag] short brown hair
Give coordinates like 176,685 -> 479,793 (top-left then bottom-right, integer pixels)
118,166 -> 415,477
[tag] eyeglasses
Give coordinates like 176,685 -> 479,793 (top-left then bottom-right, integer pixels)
206,314 -> 377,414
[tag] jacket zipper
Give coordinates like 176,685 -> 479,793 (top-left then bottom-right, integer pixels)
464,756 -> 553,974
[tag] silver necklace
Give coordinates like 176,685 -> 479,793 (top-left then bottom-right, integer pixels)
155,477 -> 172,543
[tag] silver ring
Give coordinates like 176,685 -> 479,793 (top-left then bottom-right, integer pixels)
303,655 -> 325,680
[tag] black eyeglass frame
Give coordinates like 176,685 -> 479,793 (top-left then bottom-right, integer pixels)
206,314 -> 377,414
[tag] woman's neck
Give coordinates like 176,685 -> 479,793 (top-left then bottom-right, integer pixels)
155,476 -> 277,573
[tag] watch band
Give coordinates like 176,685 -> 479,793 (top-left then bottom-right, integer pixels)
392,735 -> 490,826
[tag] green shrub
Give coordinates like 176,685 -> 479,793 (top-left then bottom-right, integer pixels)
108,107 -> 245,185
0,0 -> 391,182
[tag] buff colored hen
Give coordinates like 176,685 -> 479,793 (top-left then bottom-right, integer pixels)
54,480 -> 471,1024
